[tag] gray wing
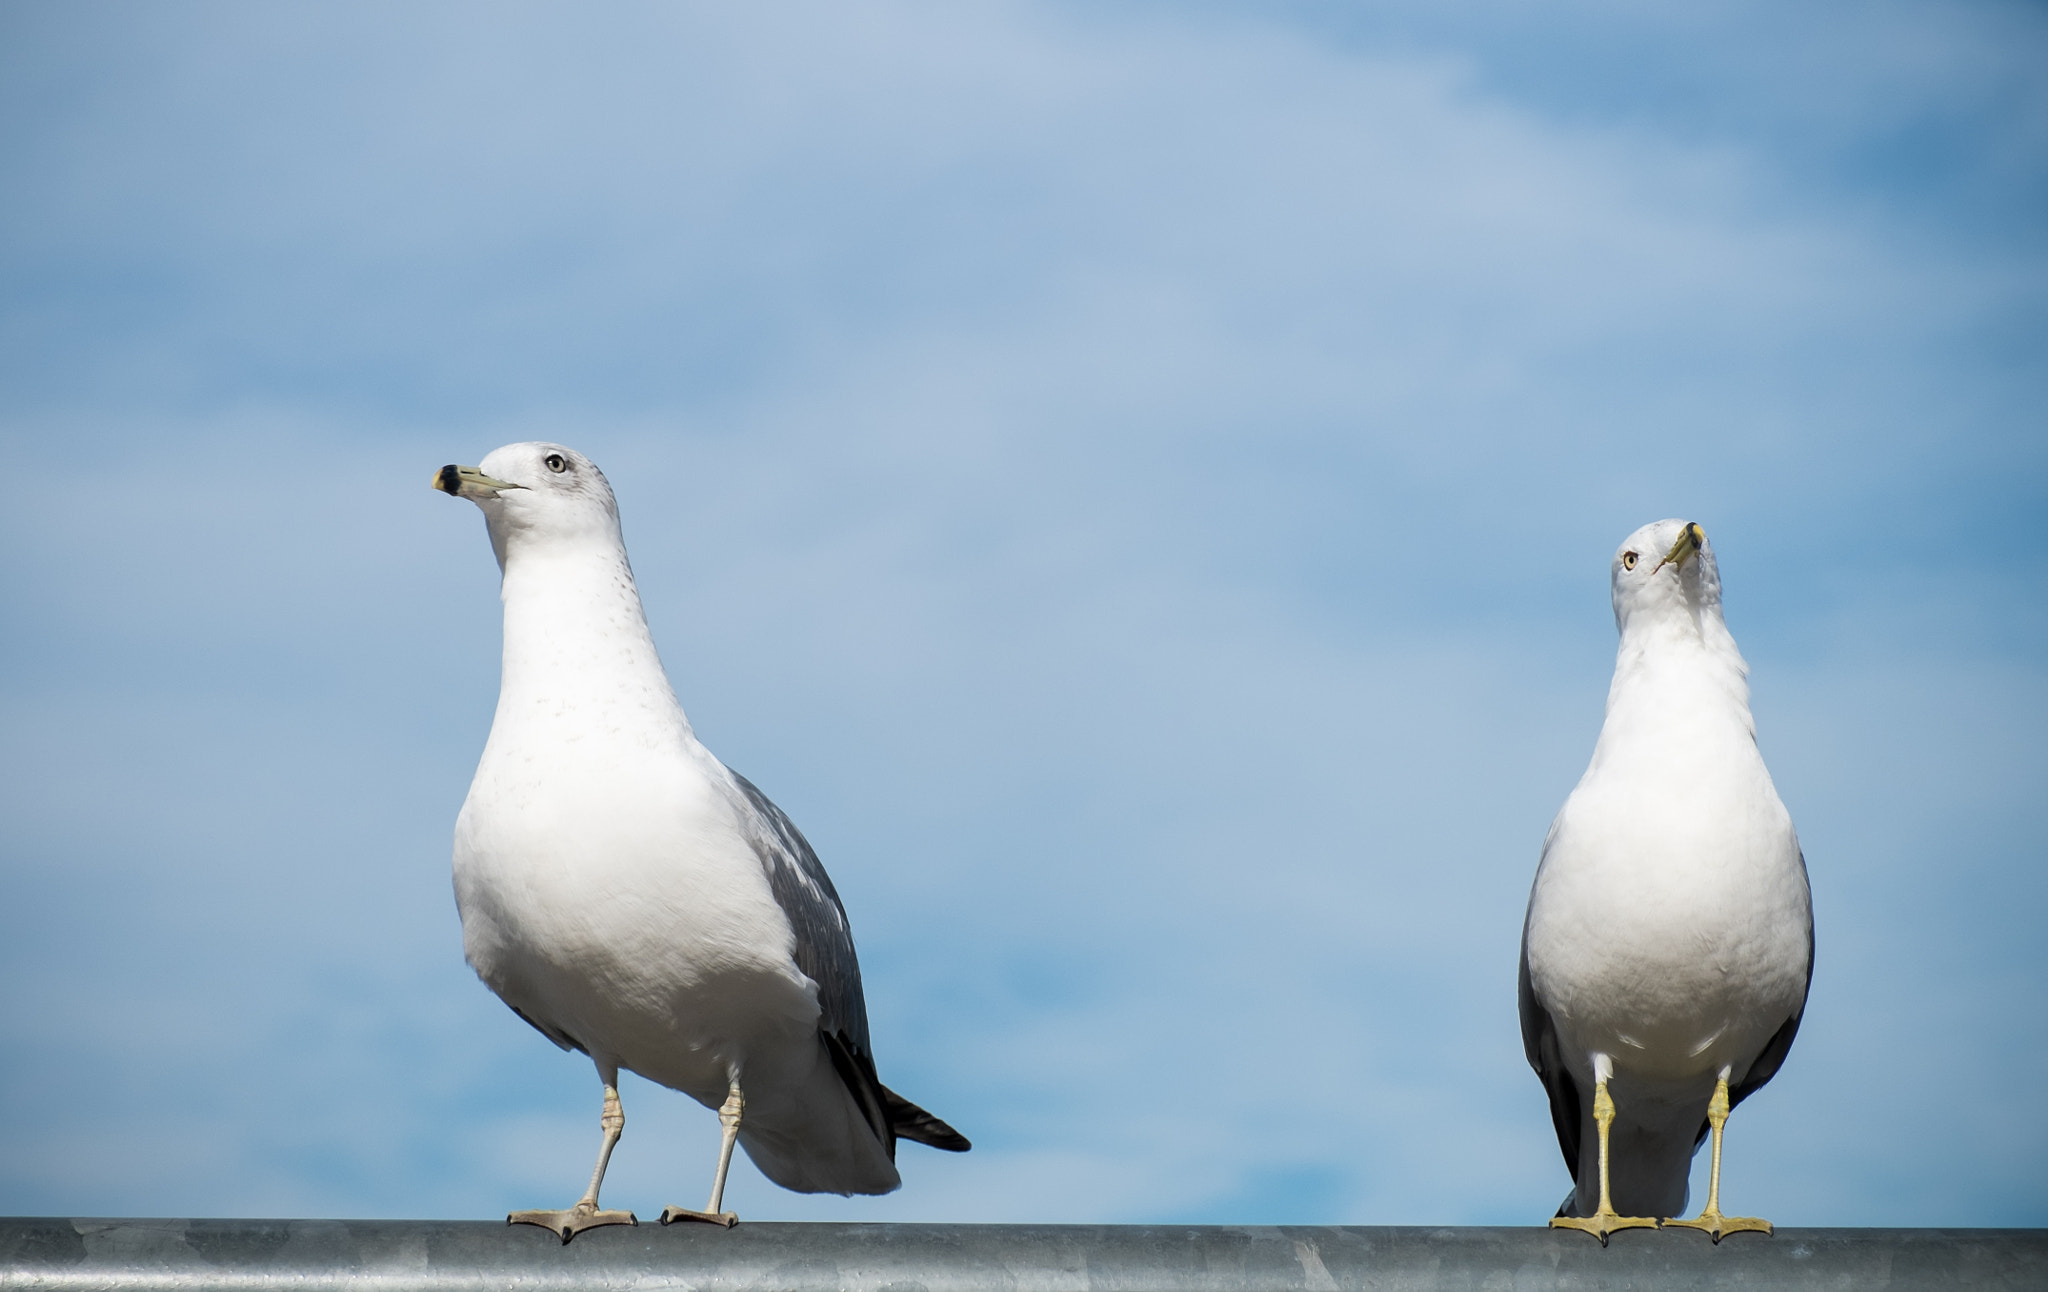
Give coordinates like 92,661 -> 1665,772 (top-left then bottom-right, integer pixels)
1519,916 -> 1583,1188
727,768 -> 972,1157
727,769 -> 873,1060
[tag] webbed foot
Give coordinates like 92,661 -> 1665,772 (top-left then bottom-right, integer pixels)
509,1203 -> 637,1243
1549,1209 -> 1660,1245
1665,1206 -> 1772,1242
659,1205 -> 738,1228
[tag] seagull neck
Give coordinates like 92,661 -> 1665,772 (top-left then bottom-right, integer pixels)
1604,610 -> 1754,743
494,544 -> 691,734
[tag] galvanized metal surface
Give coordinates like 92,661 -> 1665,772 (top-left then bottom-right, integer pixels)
1,1219 -> 2041,1291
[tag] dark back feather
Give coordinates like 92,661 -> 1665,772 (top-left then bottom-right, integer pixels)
727,769 -> 873,1061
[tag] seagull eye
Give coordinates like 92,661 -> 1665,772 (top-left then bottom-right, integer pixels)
544,454 -> 568,473
1622,551 -> 1639,571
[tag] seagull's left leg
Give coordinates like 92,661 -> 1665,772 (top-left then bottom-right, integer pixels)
509,1075 -> 638,1243
1665,1071 -> 1772,1241
660,1080 -> 744,1228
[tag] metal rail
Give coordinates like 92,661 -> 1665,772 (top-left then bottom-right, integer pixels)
2,1218 -> 2041,1291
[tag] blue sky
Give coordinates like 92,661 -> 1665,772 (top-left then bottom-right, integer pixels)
1,1 -> 2043,1226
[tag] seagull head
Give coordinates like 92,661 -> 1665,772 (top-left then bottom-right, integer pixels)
1610,518 -> 1723,634
433,442 -> 623,568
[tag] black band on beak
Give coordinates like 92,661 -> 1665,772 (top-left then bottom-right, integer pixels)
435,464 -> 462,495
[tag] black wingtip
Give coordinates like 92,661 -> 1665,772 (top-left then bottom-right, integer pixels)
882,1085 -> 972,1152
896,1116 -> 972,1153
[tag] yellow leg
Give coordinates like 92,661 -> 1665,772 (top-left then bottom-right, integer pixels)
1666,1076 -> 1773,1241
660,1081 -> 744,1228
1550,1078 -> 1661,1245
509,1083 -> 638,1243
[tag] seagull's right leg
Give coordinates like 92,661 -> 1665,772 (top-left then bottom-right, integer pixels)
509,1077 -> 638,1243
661,1080 -> 744,1228
1550,1056 -> 1659,1245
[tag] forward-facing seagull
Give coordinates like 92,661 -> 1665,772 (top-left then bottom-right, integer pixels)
434,442 -> 969,1242
1519,519 -> 1812,1244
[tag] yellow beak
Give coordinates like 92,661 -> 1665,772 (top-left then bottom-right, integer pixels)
433,464 -> 526,499
1652,521 -> 1705,574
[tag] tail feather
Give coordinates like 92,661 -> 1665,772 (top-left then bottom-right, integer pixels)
821,1029 -> 971,1156
882,1085 -> 971,1152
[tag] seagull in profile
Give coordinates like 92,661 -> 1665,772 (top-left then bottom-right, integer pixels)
434,442 -> 969,1242
1519,519 -> 1812,1244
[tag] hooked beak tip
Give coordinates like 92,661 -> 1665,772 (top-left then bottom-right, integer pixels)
1652,522 -> 1705,575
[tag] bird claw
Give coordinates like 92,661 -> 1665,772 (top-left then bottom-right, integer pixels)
509,1204 -> 637,1244
660,1206 -> 739,1228
1666,1209 -> 1772,1242
1549,1211 -> 1660,1245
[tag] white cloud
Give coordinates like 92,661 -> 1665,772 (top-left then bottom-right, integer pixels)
1,0 -> 2042,1225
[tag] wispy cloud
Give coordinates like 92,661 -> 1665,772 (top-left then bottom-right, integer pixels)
1,0 -> 2042,1225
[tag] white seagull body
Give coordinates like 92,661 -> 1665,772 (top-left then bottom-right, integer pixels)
437,442 -> 967,1240
1520,519 -> 1812,1242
